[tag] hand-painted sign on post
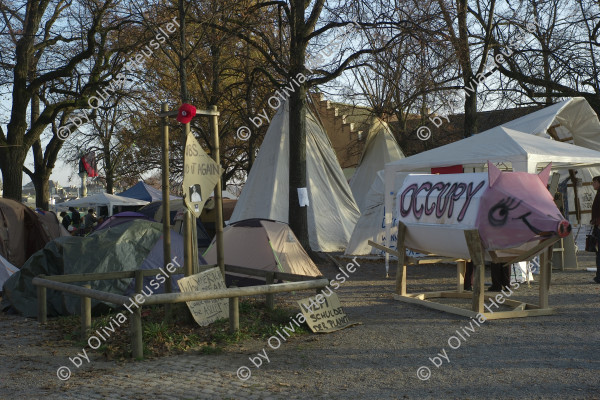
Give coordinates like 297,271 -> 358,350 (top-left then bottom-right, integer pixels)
177,267 -> 229,326
297,292 -> 356,333
182,131 -> 222,217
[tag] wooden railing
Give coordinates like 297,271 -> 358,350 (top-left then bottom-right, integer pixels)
33,264 -> 328,359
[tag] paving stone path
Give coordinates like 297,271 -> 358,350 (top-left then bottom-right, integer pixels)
2,254 -> 599,399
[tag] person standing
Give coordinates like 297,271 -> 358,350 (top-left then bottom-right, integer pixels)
69,207 -> 81,228
84,208 -> 98,229
590,176 -> 600,284
60,211 -> 72,230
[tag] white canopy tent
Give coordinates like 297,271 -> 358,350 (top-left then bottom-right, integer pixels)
57,193 -> 148,216
349,118 -> 404,212
230,100 -> 360,252
384,126 -> 600,175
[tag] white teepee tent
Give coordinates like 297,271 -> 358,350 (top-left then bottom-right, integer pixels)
230,101 -> 360,252
349,118 -> 404,212
345,170 -> 410,256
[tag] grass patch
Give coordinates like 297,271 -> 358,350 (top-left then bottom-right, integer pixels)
46,298 -> 309,360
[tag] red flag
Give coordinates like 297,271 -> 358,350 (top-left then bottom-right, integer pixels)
79,152 -> 98,177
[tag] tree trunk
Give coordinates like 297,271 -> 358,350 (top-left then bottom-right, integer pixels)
178,0 -> 189,103
457,0 -> 478,137
288,85 -> 309,250
33,173 -> 50,210
463,84 -> 478,137
106,172 -> 114,194
288,0 -> 310,251
103,140 -> 114,194
0,150 -> 26,201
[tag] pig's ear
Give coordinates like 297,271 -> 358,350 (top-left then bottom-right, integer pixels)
538,163 -> 552,186
487,161 -> 501,187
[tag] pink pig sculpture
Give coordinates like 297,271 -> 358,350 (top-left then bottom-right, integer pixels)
394,162 -> 571,259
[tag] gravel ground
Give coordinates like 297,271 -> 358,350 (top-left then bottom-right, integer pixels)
1,254 -> 599,399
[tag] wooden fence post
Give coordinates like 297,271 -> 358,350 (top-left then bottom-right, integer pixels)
131,270 -> 144,360
464,230 -> 486,313
81,283 -> 91,338
265,273 -> 274,311
229,297 -> 239,333
229,284 -> 239,333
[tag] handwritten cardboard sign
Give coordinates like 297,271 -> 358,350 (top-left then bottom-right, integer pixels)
182,131 -> 222,217
177,267 -> 229,326
297,292 -> 354,333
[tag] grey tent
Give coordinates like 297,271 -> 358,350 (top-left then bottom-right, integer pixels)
2,220 -> 205,317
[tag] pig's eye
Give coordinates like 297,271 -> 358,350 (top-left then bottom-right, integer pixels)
488,197 -> 521,226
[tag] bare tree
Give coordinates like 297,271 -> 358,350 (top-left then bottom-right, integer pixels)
0,0 -> 143,205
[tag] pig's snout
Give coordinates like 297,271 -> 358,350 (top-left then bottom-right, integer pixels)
557,220 -> 571,238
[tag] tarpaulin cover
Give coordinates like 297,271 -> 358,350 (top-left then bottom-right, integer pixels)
1,220 -> 203,317
117,181 -> 181,202
0,199 -> 68,267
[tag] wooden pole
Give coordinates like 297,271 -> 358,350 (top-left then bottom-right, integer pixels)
32,276 -> 328,306
464,230 -> 486,313
457,260 -> 466,293
395,222 -> 407,293
131,270 -> 144,360
184,209 -> 193,277
182,120 -> 200,276
161,103 -> 172,321
81,284 -> 91,339
209,105 -> 225,278
229,284 -> 239,334
265,272 -> 274,310
539,246 -> 552,309
191,216 -> 199,275
142,278 -> 328,305
32,277 -> 130,304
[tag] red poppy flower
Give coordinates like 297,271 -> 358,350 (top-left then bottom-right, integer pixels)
177,103 -> 197,124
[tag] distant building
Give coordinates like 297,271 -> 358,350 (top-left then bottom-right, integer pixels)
311,93 -> 543,163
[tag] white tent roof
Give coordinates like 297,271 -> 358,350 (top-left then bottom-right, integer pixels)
58,193 -> 148,216
502,97 -> 600,150
230,101 -> 360,252
349,118 -> 404,212
385,126 -> 600,174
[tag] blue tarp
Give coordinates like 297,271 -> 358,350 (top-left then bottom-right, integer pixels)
117,181 -> 181,202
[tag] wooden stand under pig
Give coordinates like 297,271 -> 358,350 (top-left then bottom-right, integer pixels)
390,162 -> 571,260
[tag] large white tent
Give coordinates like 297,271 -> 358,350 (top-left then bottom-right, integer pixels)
230,101 -> 360,252
57,193 -> 148,216
349,118 -> 404,212
501,97 -> 600,226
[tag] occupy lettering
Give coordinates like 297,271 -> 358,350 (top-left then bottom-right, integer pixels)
399,180 -> 485,221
